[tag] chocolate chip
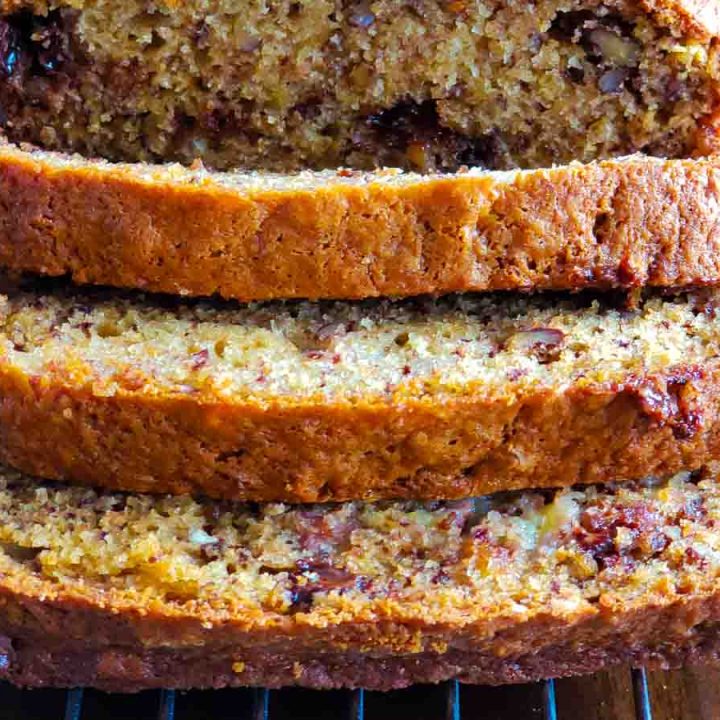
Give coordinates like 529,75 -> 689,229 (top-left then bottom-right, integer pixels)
575,501 -> 665,568
0,21 -> 20,76
598,68 -> 628,94
359,99 -> 509,171
1,10 -> 75,77
292,97 -> 323,121
349,9 -> 375,27
0,542 -> 43,566
345,0 -> 376,27
566,64 -> 585,84
457,130 -> 508,168
287,563 -> 360,613
288,585 -> 315,612
664,76 -> 686,103
193,21 -> 210,50
33,20 -> 72,72
0,7 -> 81,128
0,636 -> 14,670
549,10 -> 595,44
199,538 -> 226,561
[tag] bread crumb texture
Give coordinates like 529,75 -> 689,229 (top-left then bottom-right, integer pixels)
0,0 -> 718,171
0,286 -> 718,501
1,288 -> 716,405
0,466 -> 717,640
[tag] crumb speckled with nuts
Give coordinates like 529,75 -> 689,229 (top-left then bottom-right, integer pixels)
0,467 -> 719,634
0,288 -> 716,404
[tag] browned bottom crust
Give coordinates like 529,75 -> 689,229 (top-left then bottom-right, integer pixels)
0,469 -> 719,692
2,145 -> 720,302
2,628 -> 720,692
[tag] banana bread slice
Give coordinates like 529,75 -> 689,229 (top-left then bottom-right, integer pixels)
0,0 -> 718,172
0,466 -> 720,690
0,283 -> 719,502
3,143 -> 720,301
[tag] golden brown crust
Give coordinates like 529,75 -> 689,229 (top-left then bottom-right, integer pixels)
0,362 -> 718,502
641,0 -> 720,38
2,146 -> 720,302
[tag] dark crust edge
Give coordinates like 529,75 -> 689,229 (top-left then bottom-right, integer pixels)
3,622 -> 720,692
1,583 -> 720,691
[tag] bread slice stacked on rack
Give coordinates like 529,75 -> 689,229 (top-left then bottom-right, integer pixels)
0,467 -> 718,691
0,0 -> 719,692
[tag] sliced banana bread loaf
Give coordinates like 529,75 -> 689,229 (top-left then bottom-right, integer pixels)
0,466 -> 720,690
0,283 -> 719,502
0,0 -> 718,172
3,144 -> 720,301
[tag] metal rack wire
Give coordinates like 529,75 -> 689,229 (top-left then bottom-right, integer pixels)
4,668 -> 652,720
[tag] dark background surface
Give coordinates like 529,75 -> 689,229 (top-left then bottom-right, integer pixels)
1,665 -> 718,719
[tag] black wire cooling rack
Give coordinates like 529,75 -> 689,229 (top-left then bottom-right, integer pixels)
0,667 -> 658,720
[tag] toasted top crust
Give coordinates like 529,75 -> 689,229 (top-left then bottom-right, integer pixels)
2,142 -> 720,301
